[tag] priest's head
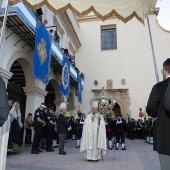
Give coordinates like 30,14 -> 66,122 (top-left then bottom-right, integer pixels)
91,100 -> 98,114
59,102 -> 67,114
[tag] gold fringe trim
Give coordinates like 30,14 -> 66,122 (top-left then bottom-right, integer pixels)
46,2 -> 144,24
23,0 -> 46,10
9,0 -> 21,6
8,0 -> 145,24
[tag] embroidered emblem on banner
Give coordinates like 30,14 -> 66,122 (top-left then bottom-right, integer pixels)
62,63 -> 69,90
37,38 -> 47,65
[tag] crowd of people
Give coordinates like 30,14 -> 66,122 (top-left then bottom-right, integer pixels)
7,100 -> 156,157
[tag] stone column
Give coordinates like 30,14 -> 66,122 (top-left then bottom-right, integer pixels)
54,98 -> 62,112
23,87 -> 47,142
120,90 -> 128,120
0,68 -> 13,170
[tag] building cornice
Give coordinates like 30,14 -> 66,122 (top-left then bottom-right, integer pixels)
69,41 -> 76,55
57,12 -> 81,51
53,15 -> 65,38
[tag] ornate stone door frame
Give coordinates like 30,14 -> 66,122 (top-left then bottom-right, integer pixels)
92,89 -> 131,120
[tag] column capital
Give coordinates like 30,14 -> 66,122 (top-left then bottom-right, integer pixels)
68,105 -> 75,109
54,99 -> 62,106
23,87 -> 48,98
0,68 -> 13,84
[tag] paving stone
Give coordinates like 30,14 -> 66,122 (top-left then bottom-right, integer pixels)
6,139 -> 160,170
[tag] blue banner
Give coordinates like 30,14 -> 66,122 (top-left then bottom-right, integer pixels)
60,56 -> 70,97
77,74 -> 82,103
31,20 -> 52,85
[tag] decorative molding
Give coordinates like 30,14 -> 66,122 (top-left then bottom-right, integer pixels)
92,89 -> 129,100
77,14 -> 117,22
149,7 -> 159,16
23,87 -> 48,97
92,88 -> 130,120
0,68 -> 13,83
69,41 -> 76,55
53,15 -> 65,38
107,79 -> 113,89
57,12 -> 81,51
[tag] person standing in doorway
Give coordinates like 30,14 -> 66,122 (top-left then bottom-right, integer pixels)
147,58 -> 170,170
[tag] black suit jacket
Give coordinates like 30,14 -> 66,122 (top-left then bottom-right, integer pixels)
146,77 -> 170,155
164,78 -> 170,116
57,113 -> 70,134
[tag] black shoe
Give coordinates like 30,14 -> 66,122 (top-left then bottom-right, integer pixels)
46,149 -> 53,152
109,147 -> 113,150
52,146 -> 57,148
76,146 -> 80,148
31,151 -> 39,154
59,152 -> 66,155
122,148 -> 127,150
116,148 -> 118,150
40,146 -> 46,150
39,149 -> 43,152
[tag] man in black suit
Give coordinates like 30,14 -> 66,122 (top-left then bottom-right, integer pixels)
57,102 -> 70,155
147,58 -> 170,170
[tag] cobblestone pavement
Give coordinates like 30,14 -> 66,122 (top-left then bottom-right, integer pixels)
6,139 -> 160,170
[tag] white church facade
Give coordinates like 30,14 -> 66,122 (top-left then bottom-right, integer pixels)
0,2 -> 170,170
0,3 -> 170,121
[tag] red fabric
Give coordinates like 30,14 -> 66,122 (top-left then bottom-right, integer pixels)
139,111 -> 144,117
106,129 -> 112,132
77,110 -> 81,115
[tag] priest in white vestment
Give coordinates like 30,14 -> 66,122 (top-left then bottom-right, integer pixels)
80,101 -> 107,161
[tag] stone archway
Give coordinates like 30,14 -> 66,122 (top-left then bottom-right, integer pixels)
45,78 -> 61,110
7,60 -> 27,125
92,88 -> 130,121
112,103 -> 121,118
48,74 -> 62,111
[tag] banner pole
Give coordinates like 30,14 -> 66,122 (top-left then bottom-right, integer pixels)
0,0 -> 9,50
147,14 -> 159,83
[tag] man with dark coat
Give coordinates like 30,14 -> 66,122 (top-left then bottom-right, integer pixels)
105,113 -> 114,150
46,107 -> 57,152
114,113 -> 126,150
31,103 -> 46,154
147,58 -> 170,170
57,102 -> 70,155
75,112 -> 85,148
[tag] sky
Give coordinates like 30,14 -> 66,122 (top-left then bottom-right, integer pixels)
156,0 -> 170,30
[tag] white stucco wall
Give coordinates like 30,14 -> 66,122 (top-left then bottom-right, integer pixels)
76,15 -> 170,119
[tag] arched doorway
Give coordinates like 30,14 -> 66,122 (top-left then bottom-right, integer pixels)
45,81 -> 56,109
45,78 -> 62,111
7,60 -> 26,137
112,103 -> 121,118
